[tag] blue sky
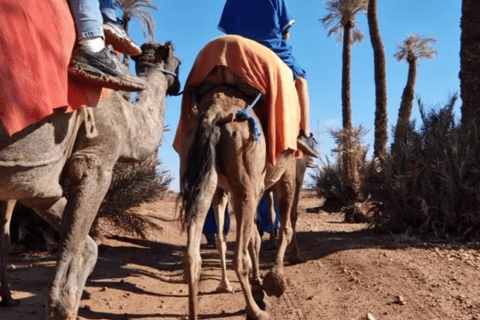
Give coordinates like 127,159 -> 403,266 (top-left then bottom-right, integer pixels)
124,1 -> 461,191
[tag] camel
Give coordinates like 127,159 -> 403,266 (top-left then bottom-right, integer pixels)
0,41 -> 180,319
210,156 -> 310,299
179,64 -> 300,320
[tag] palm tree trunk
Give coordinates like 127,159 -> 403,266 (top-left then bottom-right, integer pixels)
394,58 -> 417,147
342,24 -> 353,130
122,18 -> 131,70
367,0 -> 388,160
460,0 -> 480,124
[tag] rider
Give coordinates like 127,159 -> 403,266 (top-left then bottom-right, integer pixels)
68,0 -> 146,91
218,0 -> 319,158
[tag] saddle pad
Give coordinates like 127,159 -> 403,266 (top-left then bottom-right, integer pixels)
173,35 -> 300,165
0,0 -> 107,136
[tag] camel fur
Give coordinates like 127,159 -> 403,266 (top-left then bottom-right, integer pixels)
179,74 -> 299,320
0,41 -> 180,319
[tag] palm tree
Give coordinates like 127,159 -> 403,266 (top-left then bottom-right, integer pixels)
320,0 -> 368,203
460,0 -> 480,124
320,0 -> 368,130
114,0 -> 158,69
393,32 -> 437,148
367,0 -> 388,161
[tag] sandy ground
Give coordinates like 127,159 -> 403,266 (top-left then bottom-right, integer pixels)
2,191 -> 480,320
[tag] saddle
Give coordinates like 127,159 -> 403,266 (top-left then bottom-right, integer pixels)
174,35 -> 301,165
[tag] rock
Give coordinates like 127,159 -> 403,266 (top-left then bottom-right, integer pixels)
367,313 -> 376,320
395,295 -> 406,305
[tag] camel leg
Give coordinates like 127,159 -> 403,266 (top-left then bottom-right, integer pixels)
263,166 -> 295,298
287,186 -> 303,265
213,189 -> 233,293
248,224 -> 271,311
232,190 -> 269,320
46,158 -> 112,320
288,157 -> 308,265
31,197 -> 97,313
185,173 -> 218,320
265,190 -> 278,249
0,200 -> 20,307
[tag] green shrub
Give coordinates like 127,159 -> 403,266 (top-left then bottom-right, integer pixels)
377,94 -> 480,237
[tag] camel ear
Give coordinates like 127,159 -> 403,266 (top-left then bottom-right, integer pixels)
165,42 -> 173,59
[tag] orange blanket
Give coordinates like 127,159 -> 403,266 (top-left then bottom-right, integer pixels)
173,35 -> 300,165
0,0 -> 106,136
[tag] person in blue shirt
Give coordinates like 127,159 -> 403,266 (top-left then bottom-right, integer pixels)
218,0 -> 319,158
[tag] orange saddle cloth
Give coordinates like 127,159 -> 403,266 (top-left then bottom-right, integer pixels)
173,35 -> 301,165
0,0 -> 108,136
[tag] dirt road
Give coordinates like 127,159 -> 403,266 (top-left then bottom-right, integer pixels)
3,192 -> 480,320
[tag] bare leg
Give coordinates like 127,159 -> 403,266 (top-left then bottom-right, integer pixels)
295,77 -> 310,136
213,189 -> 233,293
185,173 -> 218,320
0,200 -> 20,307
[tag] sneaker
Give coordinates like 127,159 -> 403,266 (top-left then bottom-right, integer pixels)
297,131 -> 320,158
68,45 -> 146,91
102,14 -> 142,56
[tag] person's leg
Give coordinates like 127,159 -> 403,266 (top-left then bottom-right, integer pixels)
69,0 -> 103,41
295,76 -> 319,158
99,0 -> 141,56
99,0 -> 116,21
296,77 -> 310,137
67,0 -> 146,91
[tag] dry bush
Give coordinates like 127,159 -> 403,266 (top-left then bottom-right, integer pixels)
90,153 -> 173,239
310,125 -> 372,219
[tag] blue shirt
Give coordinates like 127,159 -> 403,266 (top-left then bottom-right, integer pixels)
218,0 -> 306,78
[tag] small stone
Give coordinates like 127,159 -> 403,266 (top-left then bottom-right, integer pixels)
395,295 -> 406,305
367,313 -> 376,320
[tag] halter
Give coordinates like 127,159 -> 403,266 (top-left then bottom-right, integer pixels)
156,67 -> 183,96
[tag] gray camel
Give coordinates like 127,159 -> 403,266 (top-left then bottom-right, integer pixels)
0,41 -> 180,319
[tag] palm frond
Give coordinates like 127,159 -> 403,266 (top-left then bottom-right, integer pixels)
394,32 -> 438,63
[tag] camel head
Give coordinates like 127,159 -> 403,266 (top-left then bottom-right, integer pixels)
133,41 -> 181,96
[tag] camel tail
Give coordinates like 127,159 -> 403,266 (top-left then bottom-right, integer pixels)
180,112 -> 220,228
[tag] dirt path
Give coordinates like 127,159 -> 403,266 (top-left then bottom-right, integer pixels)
3,192 -> 480,320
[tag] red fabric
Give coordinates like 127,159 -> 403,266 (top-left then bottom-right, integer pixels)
0,0 -> 107,136
173,35 -> 300,165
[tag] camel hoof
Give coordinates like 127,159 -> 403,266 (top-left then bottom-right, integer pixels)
264,239 -> 278,251
263,271 -> 287,297
0,297 -> 21,307
287,255 -> 304,265
246,309 -> 270,320
216,284 -> 234,293
253,290 -> 271,311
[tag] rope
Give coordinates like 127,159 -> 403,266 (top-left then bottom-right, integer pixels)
235,92 -> 263,144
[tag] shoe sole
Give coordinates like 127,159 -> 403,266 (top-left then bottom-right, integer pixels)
297,140 -> 320,158
69,61 -> 146,92
103,25 -> 142,56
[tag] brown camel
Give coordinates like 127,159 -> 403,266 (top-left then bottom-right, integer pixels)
179,64 -> 299,319
0,42 -> 180,319
211,156 -> 310,300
